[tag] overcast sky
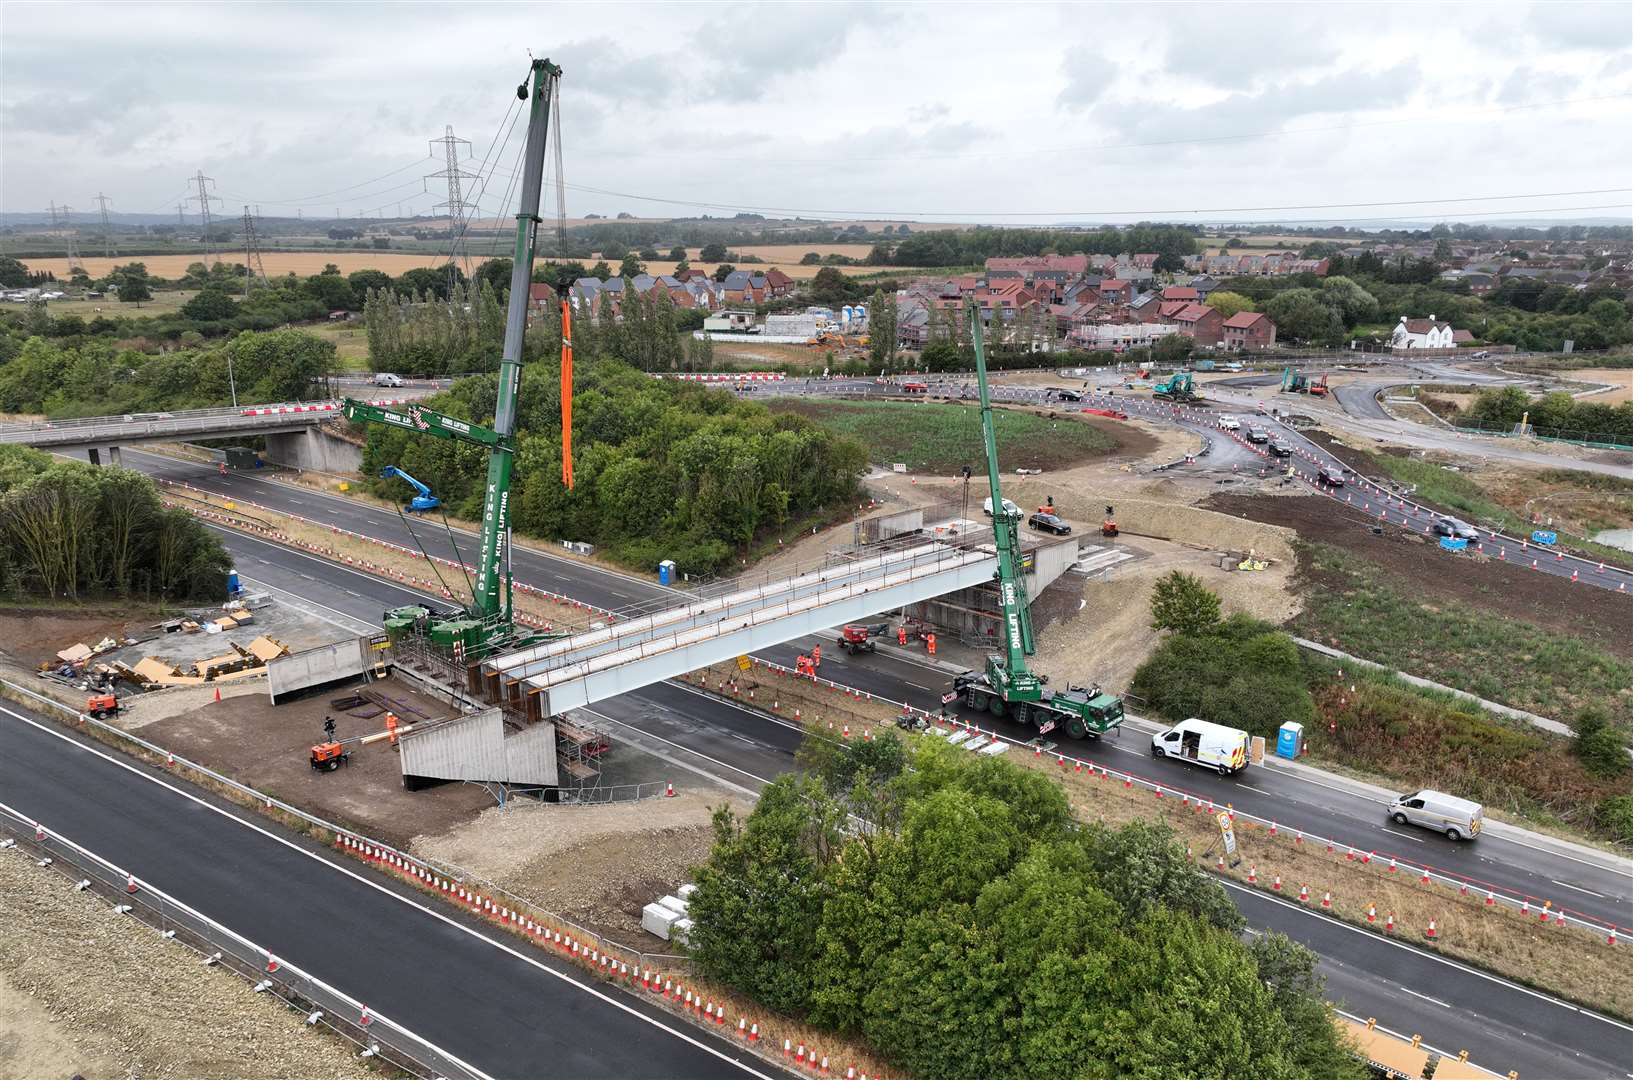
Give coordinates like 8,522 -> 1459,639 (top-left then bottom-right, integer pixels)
3,1 -> 1631,227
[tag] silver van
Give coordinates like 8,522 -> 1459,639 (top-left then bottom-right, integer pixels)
1388,789 -> 1482,840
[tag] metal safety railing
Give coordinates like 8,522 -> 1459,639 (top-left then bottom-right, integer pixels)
0,676 -> 692,982
0,797 -> 492,1080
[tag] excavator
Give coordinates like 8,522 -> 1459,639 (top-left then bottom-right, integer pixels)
1152,372 -> 1198,402
951,300 -> 1126,741
380,466 -> 440,513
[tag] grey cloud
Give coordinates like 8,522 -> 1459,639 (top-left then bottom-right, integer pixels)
1526,1 -> 1633,50
1161,7 -> 1340,89
1496,67 -> 1583,105
688,2 -> 864,101
1058,51 -> 1119,110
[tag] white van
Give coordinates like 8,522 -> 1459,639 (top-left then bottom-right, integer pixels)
982,496 -> 1022,519
373,372 -> 405,388
1388,789 -> 1482,841
1151,718 -> 1249,775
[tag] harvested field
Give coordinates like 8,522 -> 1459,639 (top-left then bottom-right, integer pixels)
1560,367 -> 1633,404
0,848 -> 372,1080
22,252 -> 463,280
1205,491 -> 1633,657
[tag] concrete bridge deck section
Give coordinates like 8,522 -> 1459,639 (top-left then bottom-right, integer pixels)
483,541 -> 997,716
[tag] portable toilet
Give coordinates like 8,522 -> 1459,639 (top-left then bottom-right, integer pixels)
658,559 -> 677,586
226,568 -> 241,596
1276,721 -> 1304,760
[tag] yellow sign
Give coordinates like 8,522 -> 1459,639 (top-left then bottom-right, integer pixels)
1217,812 -> 1237,857
737,655 -> 751,671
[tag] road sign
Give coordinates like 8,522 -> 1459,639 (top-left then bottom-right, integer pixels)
736,655 -> 751,671
1217,812 -> 1237,857
941,691 -> 958,705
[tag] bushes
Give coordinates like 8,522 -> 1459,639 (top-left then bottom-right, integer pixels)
687,736 -> 1360,1080
1130,613 -> 1318,739
359,358 -> 866,575
1574,709 -> 1630,779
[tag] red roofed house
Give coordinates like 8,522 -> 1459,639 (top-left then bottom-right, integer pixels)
1132,253 -> 1159,269
764,268 -> 795,298
1163,302 -> 1224,346
1097,279 -> 1134,305
1222,310 -> 1276,351
1160,286 -> 1199,303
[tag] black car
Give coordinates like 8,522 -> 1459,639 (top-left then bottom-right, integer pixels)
1028,512 -> 1072,535
1316,466 -> 1346,487
1268,440 -> 1293,457
1246,428 -> 1270,444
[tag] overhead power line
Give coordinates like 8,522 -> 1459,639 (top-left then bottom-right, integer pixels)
557,183 -> 1633,223
576,91 -> 1633,166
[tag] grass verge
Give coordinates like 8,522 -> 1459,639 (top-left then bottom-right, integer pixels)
765,398 -> 1118,472
1291,540 -> 1633,728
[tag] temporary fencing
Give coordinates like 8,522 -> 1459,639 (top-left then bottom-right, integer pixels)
0,797 -> 491,1080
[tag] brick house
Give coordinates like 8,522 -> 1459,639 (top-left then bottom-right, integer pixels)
1163,302 -> 1224,346
1160,286 -> 1199,303
764,268 -> 795,297
1221,311 -> 1276,350
1097,279 -> 1134,305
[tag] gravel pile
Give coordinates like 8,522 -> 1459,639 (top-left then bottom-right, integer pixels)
0,849 -> 374,1080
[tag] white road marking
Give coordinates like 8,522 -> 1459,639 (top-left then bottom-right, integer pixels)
1400,987 -> 1451,1008
1379,827 -> 1425,842
1551,879 -> 1609,899
0,703 -> 784,1078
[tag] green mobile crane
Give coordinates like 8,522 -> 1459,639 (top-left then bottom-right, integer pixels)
951,302 -> 1125,740
344,58 -> 564,661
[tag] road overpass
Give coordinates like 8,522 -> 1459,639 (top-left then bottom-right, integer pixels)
43,523 -> 1627,1080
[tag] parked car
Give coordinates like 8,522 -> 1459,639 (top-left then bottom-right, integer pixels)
983,496 -> 1022,519
1432,516 -> 1479,540
1388,789 -> 1482,840
1470,350 -> 1491,359
1028,512 -> 1071,535
1316,466 -> 1346,487
1151,718 -> 1250,776
1268,440 -> 1293,457
373,372 -> 405,388
1246,427 -> 1270,444
1216,414 -> 1241,431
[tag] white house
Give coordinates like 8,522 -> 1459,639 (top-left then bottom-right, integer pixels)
1391,314 -> 1455,350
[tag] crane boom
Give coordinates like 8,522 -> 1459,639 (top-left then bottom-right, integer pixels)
341,57 -> 563,656
968,301 -> 1037,688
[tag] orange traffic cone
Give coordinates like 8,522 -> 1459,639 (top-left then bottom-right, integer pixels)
1426,919 -> 1438,940
213,686 -> 221,703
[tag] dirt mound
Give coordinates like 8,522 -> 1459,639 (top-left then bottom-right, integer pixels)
1205,492 -> 1633,656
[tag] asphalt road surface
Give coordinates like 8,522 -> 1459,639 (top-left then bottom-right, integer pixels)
153,518 -> 1632,1080
123,448 -> 1632,930
0,699 -> 792,1080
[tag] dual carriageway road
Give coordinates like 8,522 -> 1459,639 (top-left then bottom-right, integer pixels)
74,446 -> 1633,1077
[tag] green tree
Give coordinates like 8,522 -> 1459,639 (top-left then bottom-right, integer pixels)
117,278 -> 152,307
1149,569 -> 1221,635
809,266 -> 852,305
619,253 -> 643,279
347,268 -> 394,297
1573,708 -> 1629,778
1205,290 -> 1255,319
182,287 -> 239,322
0,256 -> 31,288
867,288 -> 898,368
1319,276 -> 1380,327
1265,288 -> 1343,344
588,260 -> 612,281
667,245 -> 687,262
700,241 -> 728,262
800,252 -> 822,265
1152,332 -> 1193,365
712,263 -> 736,283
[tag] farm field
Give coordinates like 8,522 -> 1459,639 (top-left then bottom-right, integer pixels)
306,321 -> 371,368
35,290 -> 197,317
1562,367 -> 1633,404
20,252 -> 466,280
766,398 -> 1121,472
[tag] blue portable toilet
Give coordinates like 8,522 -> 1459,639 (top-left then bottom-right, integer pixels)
1277,721 -> 1304,760
658,559 -> 676,586
226,568 -> 240,596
